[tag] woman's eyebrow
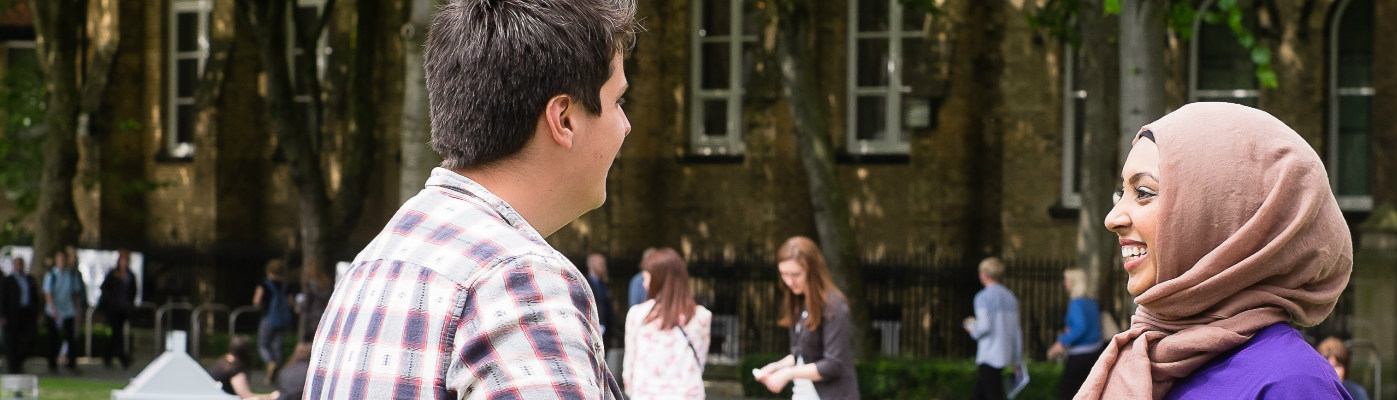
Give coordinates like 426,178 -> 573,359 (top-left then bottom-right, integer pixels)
1127,171 -> 1158,186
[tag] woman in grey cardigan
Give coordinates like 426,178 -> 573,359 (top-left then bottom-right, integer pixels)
754,236 -> 859,399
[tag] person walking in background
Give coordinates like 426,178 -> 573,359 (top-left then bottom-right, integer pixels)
628,272 -> 646,307
755,236 -> 859,399
44,250 -> 86,374
97,248 -> 138,369
1047,268 -> 1100,399
963,257 -> 1022,400
253,259 -> 293,382
207,335 -> 258,398
587,254 -> 615,340
305,0 -> 639,397
622,248 -> 710,399
1078,103 -> 1351,399
1317,337 -> 1370,400
2,257 -> 41,373
297,257 -> 332,342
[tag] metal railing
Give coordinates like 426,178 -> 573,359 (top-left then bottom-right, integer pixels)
191,304 -> 230,358
153,302 -> 193,357
84,303 -> 155,362
1347,339 -> 1381,400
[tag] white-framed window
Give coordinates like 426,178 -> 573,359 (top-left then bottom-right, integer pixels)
689,0 -> 757,156
847,0 -> 923,155
1060,46 -> 1087,208
166,0 -> 211,159
1189,0 -> 1259,106
1328,0 -> 1374,211
290,0 -> 328,135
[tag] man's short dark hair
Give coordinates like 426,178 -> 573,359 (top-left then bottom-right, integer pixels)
425,0 -> 638,169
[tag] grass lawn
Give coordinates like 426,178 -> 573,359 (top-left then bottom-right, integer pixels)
37,378 -> 127,400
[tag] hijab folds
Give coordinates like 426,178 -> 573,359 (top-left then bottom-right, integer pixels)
1075,102 -> 1353,399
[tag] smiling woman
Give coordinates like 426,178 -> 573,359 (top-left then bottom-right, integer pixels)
1078,102 -> 1354,400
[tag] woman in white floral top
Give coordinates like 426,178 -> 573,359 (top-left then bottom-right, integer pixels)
623,247 -> 712,399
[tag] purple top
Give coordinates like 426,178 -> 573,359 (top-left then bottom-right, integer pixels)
1165,322 -> 1352,400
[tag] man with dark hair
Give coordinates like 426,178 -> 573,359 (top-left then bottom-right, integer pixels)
306,0 -> 638,398
3,257 -> 42,373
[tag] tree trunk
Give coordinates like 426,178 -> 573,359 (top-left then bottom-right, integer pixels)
772,0 -> 872,359
1114,0 -> 1167,312
1118,0 -> 1167,156
398,0 -> 441,203
243,0 -> 332,271
31,0 -> 119,274
244,0 -> 374,272
1077,0 -> 1122,308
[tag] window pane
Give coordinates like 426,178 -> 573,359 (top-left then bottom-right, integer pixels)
856,96 -> 887,141
740,42 -> 757,87
701,42 -> 730,89
177,12 -> 199,53
1197,12 -> 1256,90
1337,95 -> 1372,196
903,3 -> 926,31
176,104 -> 196,144
742,1 -> 761,36
702,0 -> 731,35
857,39 -> 889,87
1337,0 -> 1373,88
177,58 -> 199,98
702,99 -> 729,138
859,0 -> 889,32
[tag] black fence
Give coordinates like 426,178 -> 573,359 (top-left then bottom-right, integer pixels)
583,250 -> 1357,363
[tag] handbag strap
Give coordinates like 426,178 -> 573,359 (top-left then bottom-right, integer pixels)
675,324 -> 704,372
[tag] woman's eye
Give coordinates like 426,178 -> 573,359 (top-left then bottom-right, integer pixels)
1136,186 -> 1158,199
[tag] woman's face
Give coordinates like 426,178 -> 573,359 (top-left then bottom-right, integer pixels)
778,260 -> 807,296
1105,139 -> 1161,296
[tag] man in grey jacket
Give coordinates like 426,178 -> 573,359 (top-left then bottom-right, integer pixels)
964,257 -> 1023,400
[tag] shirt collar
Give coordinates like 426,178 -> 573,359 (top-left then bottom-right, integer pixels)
425,167 -> 547,243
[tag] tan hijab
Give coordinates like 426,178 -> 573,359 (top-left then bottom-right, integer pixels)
1075,102 -> 1353,399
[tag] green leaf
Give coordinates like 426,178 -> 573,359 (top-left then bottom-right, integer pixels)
1258,68 -> 1279,89
1104,0 -> 1121,15
1227,9 -> 1244,31
1250,47 -> 1271,65
1204,11 -> 1223,25
1218,0 -> 1237,10
1238,32 -> 1255,48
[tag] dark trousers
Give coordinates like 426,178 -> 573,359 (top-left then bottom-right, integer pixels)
1059,351 -> 1100,400
103,311 -> 130,368
974,363 -> 1005,400
45,315 -> 78,370
4,312 -> 38,373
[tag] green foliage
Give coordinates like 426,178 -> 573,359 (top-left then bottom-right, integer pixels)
741,354 -> 1065,399
1203,0 -> 1278,88
1104,0 -> 1121,16
1027,0 -> 1082,46
1169,2 -> 1199,39
0,46 -> 46,245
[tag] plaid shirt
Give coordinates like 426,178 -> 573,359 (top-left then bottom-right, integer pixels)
306,168 -> 621,399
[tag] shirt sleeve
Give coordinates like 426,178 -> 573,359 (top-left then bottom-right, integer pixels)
968,292 -> 992,339
1260,375 -> 1351,400
447,254 -> 615,400
1059,298 -> 1087,345
813,300 -> 853,380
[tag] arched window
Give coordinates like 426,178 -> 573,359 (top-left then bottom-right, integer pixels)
1189,0 -> 1259,107
1328,0 -> 1374,211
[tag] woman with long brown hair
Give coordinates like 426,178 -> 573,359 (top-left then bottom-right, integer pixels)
754,236 -> 858,399
622,248 -> 711,399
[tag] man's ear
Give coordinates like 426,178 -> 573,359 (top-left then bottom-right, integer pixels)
544,94 -> 576,149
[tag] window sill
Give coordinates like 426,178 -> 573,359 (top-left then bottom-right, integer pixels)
1047,203 -> 1079,219
154,153 -> 194,164
836,153 -> 910,164
677,153 -> 745,164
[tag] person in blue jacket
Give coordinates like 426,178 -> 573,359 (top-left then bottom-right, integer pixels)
1047,267 -> 1101,400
